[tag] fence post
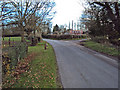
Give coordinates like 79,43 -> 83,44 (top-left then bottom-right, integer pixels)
9,37 -> 10,46
26,44 -> 28,53
13,39 -> 14,46
3,37 -> 4,41
2,37 -> 4,48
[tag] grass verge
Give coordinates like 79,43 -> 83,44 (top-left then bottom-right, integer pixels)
82,40 -> 119,57
3,41 -> 62,88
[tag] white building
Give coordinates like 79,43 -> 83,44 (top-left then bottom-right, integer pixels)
40,23 -> 50,34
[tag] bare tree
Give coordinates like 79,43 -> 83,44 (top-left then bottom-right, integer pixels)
81,1 -> 120,38
80,1 -> 120,46
93,2 -> 120,35
1,0 -> 56,42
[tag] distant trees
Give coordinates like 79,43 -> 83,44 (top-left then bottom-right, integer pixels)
53,24 -> 59,32
1,0 -> 56,42
53,24 -> 67,34
81,1 -> 120,45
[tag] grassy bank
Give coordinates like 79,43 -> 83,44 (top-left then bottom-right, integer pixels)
3,41 -> 61,88
82,40 -> 119,57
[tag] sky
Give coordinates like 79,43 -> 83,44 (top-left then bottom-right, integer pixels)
51,0 -> 84,28
1,0 -> 84,30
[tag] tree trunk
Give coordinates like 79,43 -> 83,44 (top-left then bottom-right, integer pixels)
21,27 -> 25,42
39,33 -> 43,41
37,29 -> 43,42
34,28 -> 36,38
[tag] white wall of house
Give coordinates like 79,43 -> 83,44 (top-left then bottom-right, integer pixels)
40,24 -> 49,34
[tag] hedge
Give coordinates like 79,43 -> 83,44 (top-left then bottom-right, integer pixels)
3,34 -> 21,37
2,42 -> 28,76
42,34 -> 86,40
90,36 -> 120,46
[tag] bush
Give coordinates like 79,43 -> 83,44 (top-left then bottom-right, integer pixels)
2,42 -> 28,76
3,34 -> 21,37
27,36 -> 39,46
2,53 -> 11,76
37,37 -> 41,42
42,34 -> 86,40
91,36 -> 108,43
90,36 -> 119,47
109,39 -> 119,46
31,37 -> 38,46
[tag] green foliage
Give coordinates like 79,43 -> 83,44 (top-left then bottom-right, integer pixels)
42,34 -> 87,40
9,42 -> 27,63
2,42 -> 28,77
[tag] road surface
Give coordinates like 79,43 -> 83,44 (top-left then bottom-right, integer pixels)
44,39 -> 118,88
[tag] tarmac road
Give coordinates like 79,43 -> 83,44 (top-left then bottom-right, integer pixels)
44,39 -> 118,88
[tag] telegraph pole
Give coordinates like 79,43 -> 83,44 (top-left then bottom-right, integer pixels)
74,22 -> 76,30
72,20 -> 73,30
77,21 -> 79,30
69,21 -> 70,30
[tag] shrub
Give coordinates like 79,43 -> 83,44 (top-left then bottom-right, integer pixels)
2,53 -> 11,76
31,37 -> 38,46
109,39 -> 119,46
91,36 -> 108,43
37,37 -> 41,42
2,42 -> 28,76
3,34 -> 21,37
42,34 -> 86,40
90,36 -> 119,47
27,36 -> 39,46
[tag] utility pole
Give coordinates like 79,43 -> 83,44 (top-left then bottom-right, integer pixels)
72,20 -> 73,30
69,21 -> 70,30
74,22 -> 76,30
77,21 -> 79,30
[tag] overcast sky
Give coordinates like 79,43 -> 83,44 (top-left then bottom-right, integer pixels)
51,0 -> 84,28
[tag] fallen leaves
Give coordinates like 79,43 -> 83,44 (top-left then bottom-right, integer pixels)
3,53 -> 36,88
13,53 -> 36,77
3,42 -> 58,88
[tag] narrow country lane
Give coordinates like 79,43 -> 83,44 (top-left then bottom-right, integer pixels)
44,39 -> 118,88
